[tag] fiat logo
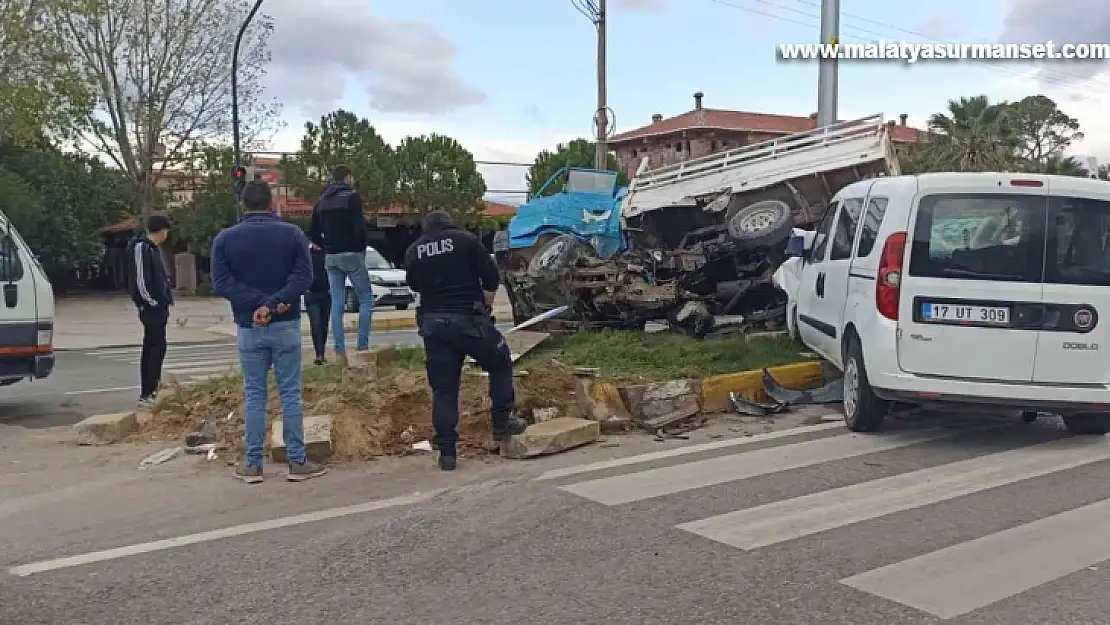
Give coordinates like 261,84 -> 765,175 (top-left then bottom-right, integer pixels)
1075,309 -> 1094,329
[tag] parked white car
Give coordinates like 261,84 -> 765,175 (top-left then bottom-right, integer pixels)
774,172 -> 1110,435
344,247 -> 414,312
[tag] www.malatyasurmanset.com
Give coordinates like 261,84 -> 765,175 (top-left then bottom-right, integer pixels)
778,41 -> 1110,63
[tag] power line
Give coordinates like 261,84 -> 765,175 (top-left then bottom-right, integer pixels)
707,0 -> 1108,96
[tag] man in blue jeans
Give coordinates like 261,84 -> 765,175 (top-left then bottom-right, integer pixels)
307,165 -> 373,359
211,180 -> 327,484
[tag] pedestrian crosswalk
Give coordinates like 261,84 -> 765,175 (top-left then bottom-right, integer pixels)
546,418 -> 1110,620
83,343 -> 240,384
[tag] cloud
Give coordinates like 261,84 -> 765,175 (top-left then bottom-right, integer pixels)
263,1 -> 484,115
914,14 -> 960,41
267,121 -> 578,202
998,0 -> 1110,84
614,0 -> 663,9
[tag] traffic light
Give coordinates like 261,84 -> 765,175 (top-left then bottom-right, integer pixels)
232,165 -> 246,198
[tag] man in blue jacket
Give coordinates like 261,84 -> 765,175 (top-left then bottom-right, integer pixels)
307,165 -> 373,360
211,181 -> 326,484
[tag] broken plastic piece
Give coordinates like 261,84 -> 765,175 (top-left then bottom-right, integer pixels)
728,391 -> 788,416
411,441 -> 433,452
762,368 -> 844,405
139,446 -> 182,470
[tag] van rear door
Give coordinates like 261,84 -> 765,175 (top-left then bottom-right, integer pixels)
897,178 -> 1047,382
1032,179 -> 1110,384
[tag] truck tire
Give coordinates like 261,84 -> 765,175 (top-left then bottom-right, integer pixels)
842,337 -> 888,432
1063,413 -> 1110,435
527,234 -> 578,280
726,200 -> 794,252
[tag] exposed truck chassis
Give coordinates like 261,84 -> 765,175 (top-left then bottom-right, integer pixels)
498,198 -> 794,337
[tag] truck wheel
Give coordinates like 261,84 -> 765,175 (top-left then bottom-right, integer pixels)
1063,413 -> 1110,435
726,200 -> 794,252
527,234 -> 579,280
842,337 -> 888,432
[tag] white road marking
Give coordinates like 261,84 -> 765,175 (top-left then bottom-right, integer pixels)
841,494 -> 1110,619
560,428 -> 956,505
64,385 -> 139,395
678,436 -> 1110,550
86,343 -> 231,356
8,489 -> 445,577
536,422 -> 844,481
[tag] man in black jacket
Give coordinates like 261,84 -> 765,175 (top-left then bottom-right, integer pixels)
307,165 -> 373,359
126,215 -> 173,409
404,210 -> 527,471
304,243 -> 331,364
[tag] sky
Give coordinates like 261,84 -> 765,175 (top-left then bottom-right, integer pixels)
257,0 -> 1110,202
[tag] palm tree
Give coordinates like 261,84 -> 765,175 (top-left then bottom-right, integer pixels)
920,95 -> 1022,172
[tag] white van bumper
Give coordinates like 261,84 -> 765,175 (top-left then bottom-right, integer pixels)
869,369 -> 1110,413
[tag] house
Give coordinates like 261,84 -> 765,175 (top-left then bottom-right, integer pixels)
609,91 -> 924,178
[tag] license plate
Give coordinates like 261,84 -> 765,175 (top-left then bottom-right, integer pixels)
391,288 -> 409,296
921,302 -> 1010,326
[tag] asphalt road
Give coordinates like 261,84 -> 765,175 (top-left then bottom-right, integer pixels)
4,411 -> 1110,623
0,328 -> 429,428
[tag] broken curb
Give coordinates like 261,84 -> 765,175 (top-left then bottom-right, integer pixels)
500,418 -> 600,459
74,412 -> 138,445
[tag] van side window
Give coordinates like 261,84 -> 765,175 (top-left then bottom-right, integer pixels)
856,197 -> 888,257
0,235 -> 25,282
810,201 -> 838,263
1047,196 -> 1110,286
830,198 -> 863,260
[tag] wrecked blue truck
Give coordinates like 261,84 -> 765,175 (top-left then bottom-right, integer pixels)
493,166 -> 793,334
493,116 -> 902,334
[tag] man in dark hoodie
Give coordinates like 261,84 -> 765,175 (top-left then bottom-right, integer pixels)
404,210 -> 527,471
211,181 -> 326,484
304,243 -> 331,364
126,215 -> 173,409
307,166 -> 373,360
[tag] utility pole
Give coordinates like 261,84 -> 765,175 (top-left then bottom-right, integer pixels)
816,0 -> 839,127
232,0 -> 265,169
573,0 -> 609,169
595,0 -> 607,170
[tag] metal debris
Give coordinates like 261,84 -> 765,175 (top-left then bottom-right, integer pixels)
762,369 -> 844,406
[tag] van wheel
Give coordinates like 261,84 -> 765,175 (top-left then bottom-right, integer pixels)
842,338 -> 888,432
790,307 -> 802,344
1063,413 -> 1110,435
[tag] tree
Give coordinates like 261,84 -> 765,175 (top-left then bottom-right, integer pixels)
1027,154 -> 1088,177
395,133 -> 486,222
281,110 -> 395,211
920,95 -> 1022,172
0,0 -> 92,144
47,0 -> 279,219
0,145 -> 131,282
1006,95 -> 1083,163
170,147 -> 239,258
526,138 -> 627,196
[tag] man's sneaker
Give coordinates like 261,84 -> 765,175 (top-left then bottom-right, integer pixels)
488,415 -> 529,452
137,396 -> 155,410
314,358 -> 326,365
234,464 -> 264,484
286,460 -> 328,482
438,454 -> 457,471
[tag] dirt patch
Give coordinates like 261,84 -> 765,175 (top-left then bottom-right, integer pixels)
142,363 -> 580,461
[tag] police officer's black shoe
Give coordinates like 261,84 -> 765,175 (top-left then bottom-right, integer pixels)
488,415 -> 529,453
438,454 -> 457,471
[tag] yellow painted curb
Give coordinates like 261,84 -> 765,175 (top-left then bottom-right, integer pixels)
700,361 -> 825,411
589,381 -> 626,414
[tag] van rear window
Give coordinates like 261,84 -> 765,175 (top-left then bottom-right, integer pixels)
908,193 -> 1045,282
1047,196 -> 1110,286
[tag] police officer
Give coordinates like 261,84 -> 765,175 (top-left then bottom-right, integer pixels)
404,210 -> 527,470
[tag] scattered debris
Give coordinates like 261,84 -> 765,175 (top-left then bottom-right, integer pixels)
532,407 -> 559,423
271,416 -> 333,463
74,412 -> 138,445
762,368 -> 844,406
184,419 -> 218,449
411,441 -> 433,452
500,417 -> 600,459
728,391 -> 788,417
138,446 -> 182,469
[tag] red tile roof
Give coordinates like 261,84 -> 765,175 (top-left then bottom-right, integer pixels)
611,109 -> 923,143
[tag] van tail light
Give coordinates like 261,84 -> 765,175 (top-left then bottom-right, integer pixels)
877,231 -> 907,320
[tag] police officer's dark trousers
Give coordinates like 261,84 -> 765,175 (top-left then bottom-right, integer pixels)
418,311 -> 515,457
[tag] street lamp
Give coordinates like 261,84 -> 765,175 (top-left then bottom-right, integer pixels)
232,0 -> 264,168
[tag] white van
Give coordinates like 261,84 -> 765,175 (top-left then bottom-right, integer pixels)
775,172 -> 1110,435
0,212 -> 54,386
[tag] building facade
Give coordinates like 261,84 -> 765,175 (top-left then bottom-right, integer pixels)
609,92 -> 923,178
